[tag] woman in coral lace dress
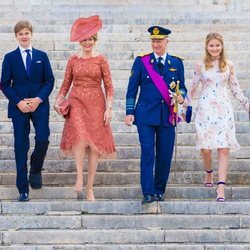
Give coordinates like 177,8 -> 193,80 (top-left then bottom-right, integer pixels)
54,16 -> 116,200
185,32 -> 249,202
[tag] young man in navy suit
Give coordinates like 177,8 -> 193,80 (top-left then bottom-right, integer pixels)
125,26 -> 187,204
1,21 -> 54,201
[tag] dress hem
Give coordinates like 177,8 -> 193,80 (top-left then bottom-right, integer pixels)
60,139 -> 116,159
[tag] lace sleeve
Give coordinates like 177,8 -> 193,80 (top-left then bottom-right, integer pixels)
101,56 -> 114,107
183,62 -> 202,107
228,60 -> 249,112
58,57 -> 73,97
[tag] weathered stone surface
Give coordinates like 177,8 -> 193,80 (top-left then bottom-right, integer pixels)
35,245 -> 250,250
0,247 -> 36,250
241,216 -> 250,228
163,229 -> 250,243
3,230 -> 165,244
79,214 -> 242,229
1,171 -> 250,185
2,200 -> 250,215
1,158 -> 249,173
0,215 -> 81,230
159,201 -> 250,215
1,244 -> 250,250
1,186 -> 250,200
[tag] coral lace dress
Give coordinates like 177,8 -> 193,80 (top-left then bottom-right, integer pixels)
189,60 -> 249,151
58,54 -> 116,157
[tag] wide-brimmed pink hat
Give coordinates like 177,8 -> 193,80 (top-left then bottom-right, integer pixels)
70,15 -> 102,42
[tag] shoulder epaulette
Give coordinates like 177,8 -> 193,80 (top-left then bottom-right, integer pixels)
171,54 -> 185,61
137,52 -> 151,57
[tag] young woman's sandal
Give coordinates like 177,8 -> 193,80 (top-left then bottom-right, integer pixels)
216,181 -> 225,202
204,169 -> 214,187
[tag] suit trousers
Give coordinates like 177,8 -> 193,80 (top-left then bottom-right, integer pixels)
137,123 -> 175,196
12,112 -> 50,194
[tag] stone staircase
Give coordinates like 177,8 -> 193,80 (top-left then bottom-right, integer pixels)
0,200 -> 250,249
0,0 -> 250,249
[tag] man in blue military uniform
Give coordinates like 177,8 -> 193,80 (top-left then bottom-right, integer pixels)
125,26 -> 187,204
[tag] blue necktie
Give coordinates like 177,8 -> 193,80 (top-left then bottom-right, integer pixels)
157,57 -> 164,74
25,49 -> 31,75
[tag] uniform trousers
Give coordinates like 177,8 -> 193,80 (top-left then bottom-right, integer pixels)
137,122 -> 175,196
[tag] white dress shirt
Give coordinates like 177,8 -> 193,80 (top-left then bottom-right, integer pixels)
18,46 -> 42,103
19,46 -> 32,70
154,52 -> 167,65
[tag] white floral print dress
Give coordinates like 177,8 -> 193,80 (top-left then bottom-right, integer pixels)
188,60 -> 249,150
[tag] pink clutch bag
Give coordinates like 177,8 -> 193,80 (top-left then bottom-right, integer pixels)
60,99 -> 70,118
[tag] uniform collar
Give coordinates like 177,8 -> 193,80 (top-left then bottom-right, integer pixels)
154,52 -> 167,62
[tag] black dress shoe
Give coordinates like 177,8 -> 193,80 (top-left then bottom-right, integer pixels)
18,193 -> 29,202
29,172 -> 42,189
155,194 -> 164,201
142,194 -> 155,204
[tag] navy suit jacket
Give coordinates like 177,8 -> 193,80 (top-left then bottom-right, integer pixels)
126,52 -> 187,127
1,47 -> 54,118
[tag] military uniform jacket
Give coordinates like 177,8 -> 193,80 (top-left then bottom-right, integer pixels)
126,52 -> 187,127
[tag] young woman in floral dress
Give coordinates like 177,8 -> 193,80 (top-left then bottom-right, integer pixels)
185,32 -> 249,201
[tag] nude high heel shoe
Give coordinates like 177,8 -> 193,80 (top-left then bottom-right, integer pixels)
86,188 -> 95,201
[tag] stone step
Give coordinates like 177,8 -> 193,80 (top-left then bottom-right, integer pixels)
1,214 -> 249,230
1,7 -> 249,21
1,244 -> 249,250
2,49 -> 250,63
0,186 -> 250,200
1,65 -> 247,83
1,171 -> 250,186
5,12 -> 250,28
22,68 -> 250,83
1,200 -> 250,215
0,2 -> 228,11
1,28 -> 250,43
60,41 -> 250,53
1,93 -> 250,111
50,49 -> 250,62
56,58 -> 250,71
0,7 -> 241,22
2,27 -> 250,42
0,110 -> 249,129
2,40 -> 250,52
1,158 -> 249,173
53,32 -> 250,42
1,229 -> 250,244
0,145 -> 250,160
1,89 -> 250,109
0,132 -> 249,147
